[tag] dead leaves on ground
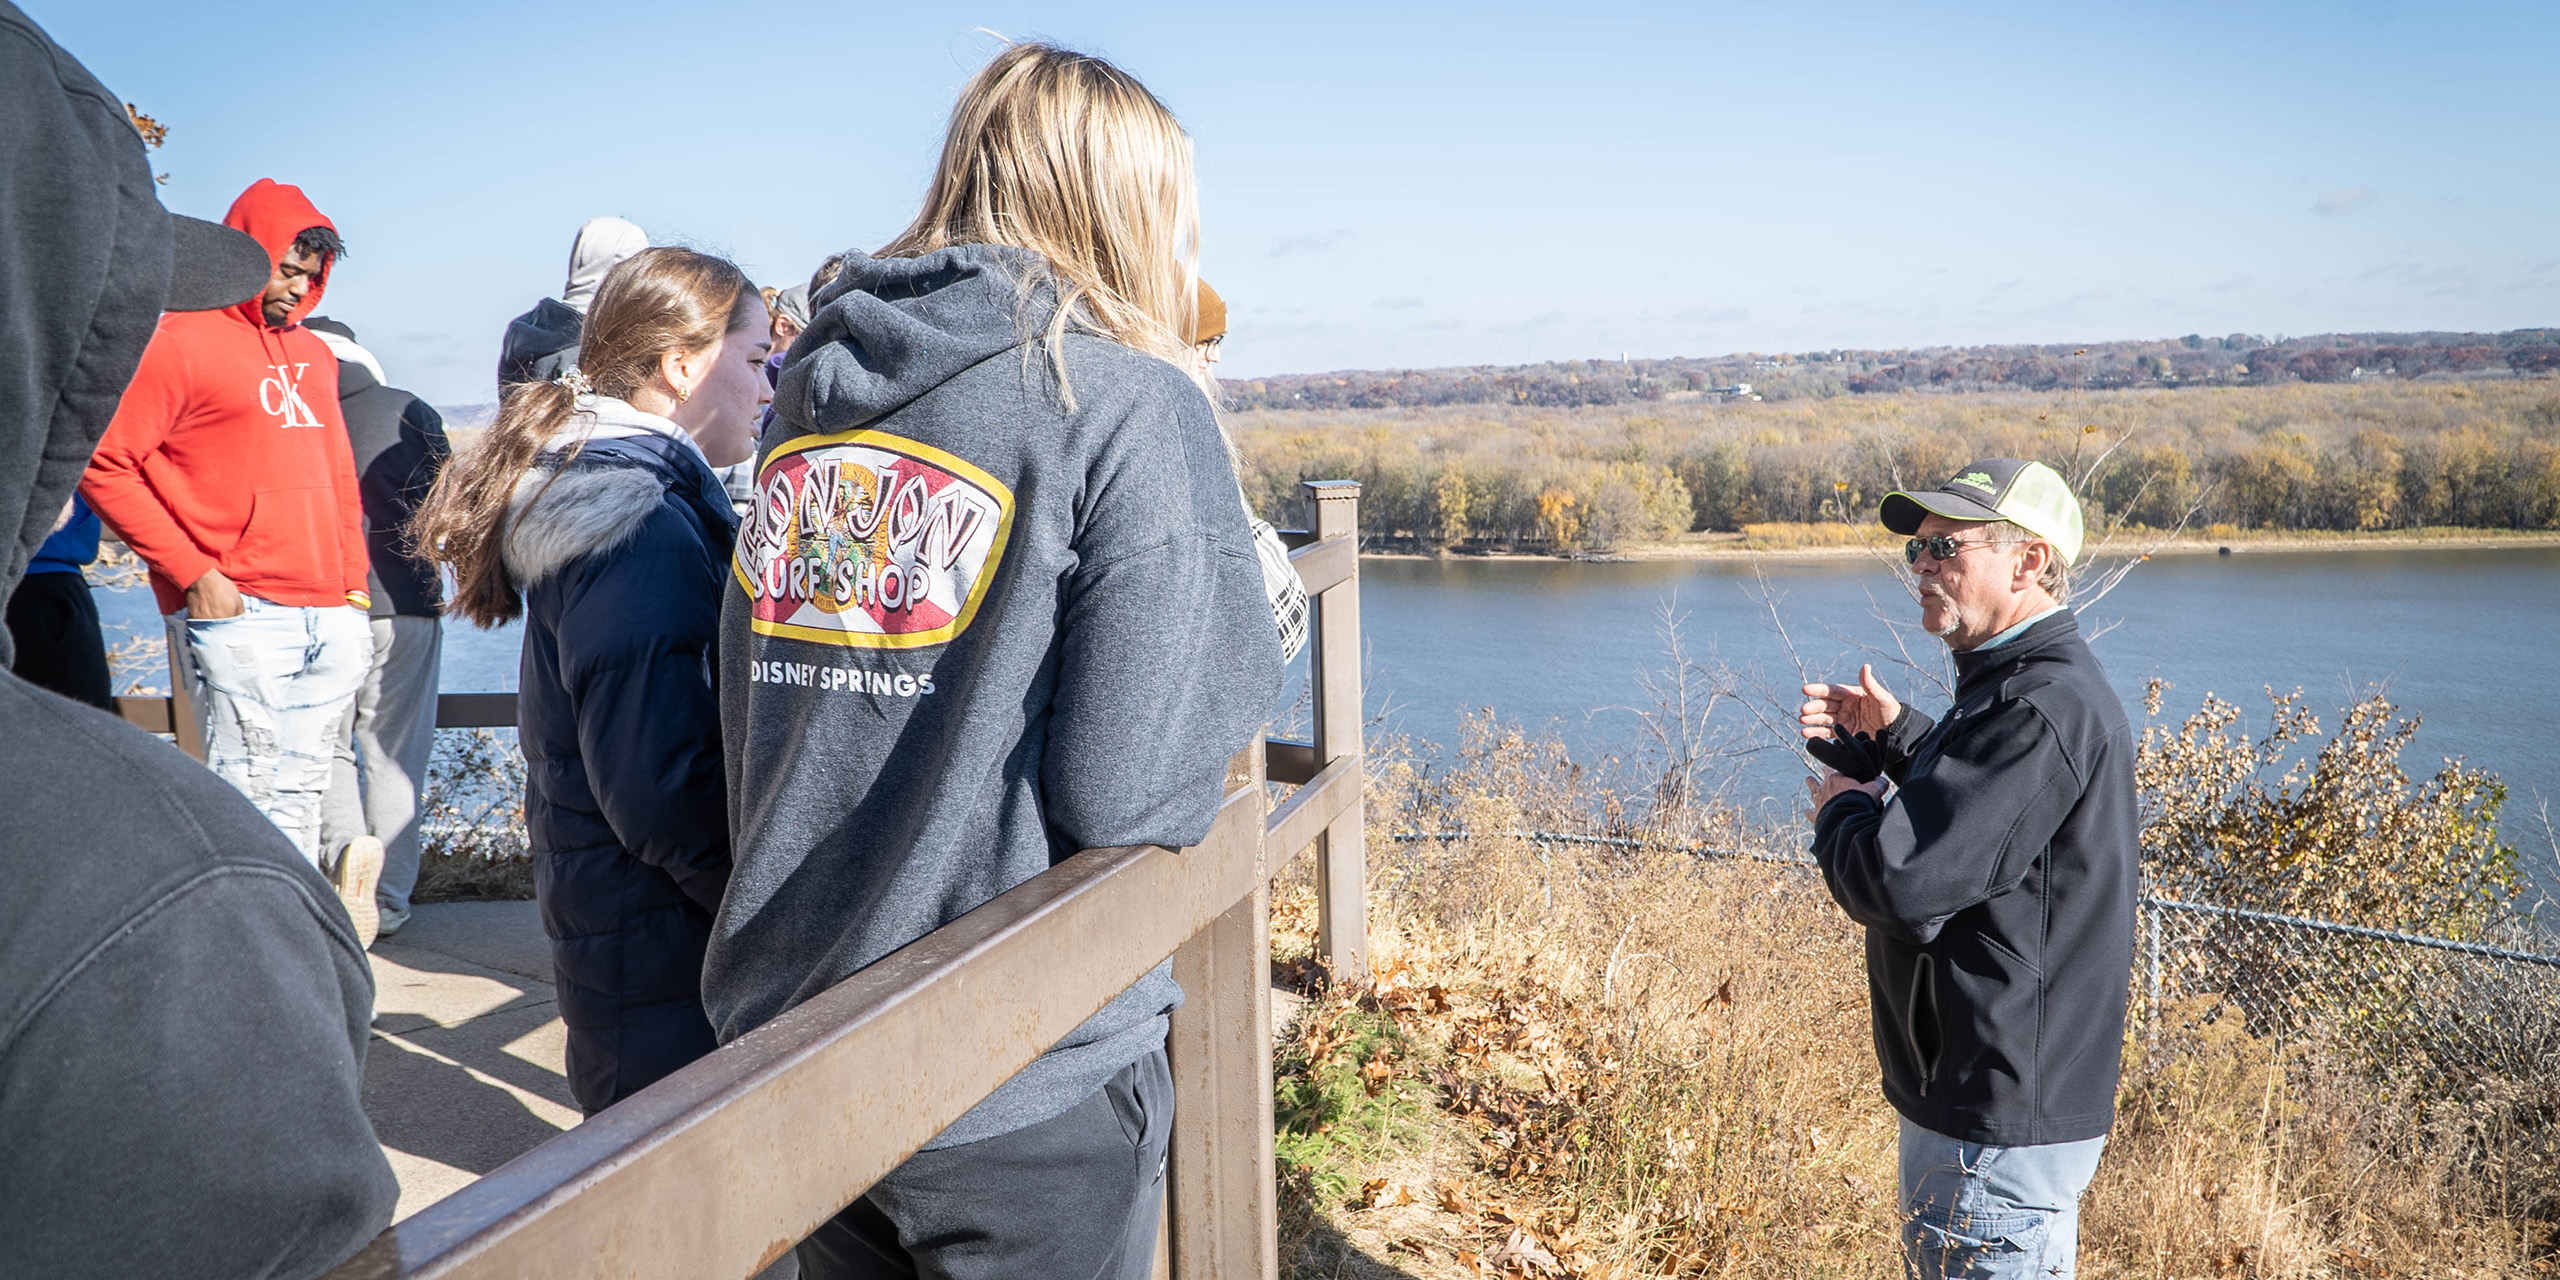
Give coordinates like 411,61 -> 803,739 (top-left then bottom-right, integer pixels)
1357,1177 -> 1418,1210
1323,957 -> 1628,1277
1367,1176 -> 1589,1278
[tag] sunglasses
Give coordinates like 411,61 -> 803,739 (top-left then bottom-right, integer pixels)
1904,533 -> 1997,565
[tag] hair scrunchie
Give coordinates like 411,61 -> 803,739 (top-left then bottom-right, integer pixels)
551,366 -> 594,397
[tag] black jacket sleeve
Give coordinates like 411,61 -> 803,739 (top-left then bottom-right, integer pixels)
0,868 -> 398,1279
1810,696 -> 2077,943
556,507 -> 733,911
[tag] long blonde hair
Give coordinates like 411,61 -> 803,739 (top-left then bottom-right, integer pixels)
879,42 -> 1201,408
411,247 -> 756,626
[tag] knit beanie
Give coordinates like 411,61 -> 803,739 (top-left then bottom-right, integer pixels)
774,283 -> 814,330
1194,280 -> 1226,345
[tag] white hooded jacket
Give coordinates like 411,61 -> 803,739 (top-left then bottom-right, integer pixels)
560,215 -> 647,317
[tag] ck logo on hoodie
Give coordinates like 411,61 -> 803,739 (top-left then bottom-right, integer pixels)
259,363 -> 326,429
733,430 -> 1014,650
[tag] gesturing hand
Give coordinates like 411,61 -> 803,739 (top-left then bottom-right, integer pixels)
1800,663 -> 1902,743
1804,768 -> 1886,823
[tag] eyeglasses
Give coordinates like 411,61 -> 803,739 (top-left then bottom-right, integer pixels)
1904,533 -> 1996,565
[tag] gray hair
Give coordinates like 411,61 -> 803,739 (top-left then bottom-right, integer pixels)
1985,521 -> 2072,605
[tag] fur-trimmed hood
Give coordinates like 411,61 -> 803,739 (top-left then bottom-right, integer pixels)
503,460 -> 664,587
504,397 -> 717,587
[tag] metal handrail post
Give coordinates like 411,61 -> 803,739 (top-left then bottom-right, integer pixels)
1165,743 -> 1277,1279
163,622 -> 205,760
1301,480 -> 1368,985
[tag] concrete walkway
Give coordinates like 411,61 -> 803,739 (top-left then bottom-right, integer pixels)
364,900 -> 577,1221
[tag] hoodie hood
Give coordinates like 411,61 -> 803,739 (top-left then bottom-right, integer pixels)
309,326 -> 386,392
776,244 -> 1060,437
562,216 -> 646,315
1,4 -> 172,622
222,178 -> 333,331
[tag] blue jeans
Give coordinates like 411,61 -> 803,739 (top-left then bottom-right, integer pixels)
168,597 -> 372,867
1898,1117 -> 2107,1280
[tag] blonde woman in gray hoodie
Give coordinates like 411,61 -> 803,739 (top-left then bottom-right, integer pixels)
711,42 -> 1285,1280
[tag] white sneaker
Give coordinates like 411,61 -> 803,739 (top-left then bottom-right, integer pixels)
334,836 -> 384,949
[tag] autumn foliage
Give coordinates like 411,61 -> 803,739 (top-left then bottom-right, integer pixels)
1235,379 -> 2560,552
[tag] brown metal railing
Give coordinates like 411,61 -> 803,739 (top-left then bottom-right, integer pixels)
112,479 -> 1366,1280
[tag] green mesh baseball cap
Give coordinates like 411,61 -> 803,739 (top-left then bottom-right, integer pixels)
1879,458 -> 2086,565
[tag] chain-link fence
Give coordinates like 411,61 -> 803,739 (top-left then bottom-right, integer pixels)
2141,896 -> 2560,1082
1391,829 -> 2560,1084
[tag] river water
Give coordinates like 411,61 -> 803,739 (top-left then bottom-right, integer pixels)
94,544 -> 2560,883
1332,546 -> 2560,887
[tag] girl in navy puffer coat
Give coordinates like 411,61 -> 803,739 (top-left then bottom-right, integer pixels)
412,248 -> 771,1113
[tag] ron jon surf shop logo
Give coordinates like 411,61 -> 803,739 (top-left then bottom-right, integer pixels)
734,431 -> 1013,649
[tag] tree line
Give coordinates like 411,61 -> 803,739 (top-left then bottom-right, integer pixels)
1233,380 -> 2560,552
1217,329 -> 2560,413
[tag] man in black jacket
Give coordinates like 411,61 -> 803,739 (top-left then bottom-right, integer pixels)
307,316 -> 449,941
0,4 -> 398,1274
1798,458 -> 2137,1280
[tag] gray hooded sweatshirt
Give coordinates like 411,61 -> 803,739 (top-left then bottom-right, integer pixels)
707,245 -> 1283,1147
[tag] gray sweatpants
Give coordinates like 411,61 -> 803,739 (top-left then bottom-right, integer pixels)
794,1048 -> 1171,1280
321,614 -> 443,932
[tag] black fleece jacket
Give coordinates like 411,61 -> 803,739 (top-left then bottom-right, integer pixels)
1809,609 -> 2138,1147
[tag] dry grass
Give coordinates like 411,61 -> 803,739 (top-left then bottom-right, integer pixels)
1269,730 -> 2559,1279
412,842 -> 534,903
1732,522 -> 1902,552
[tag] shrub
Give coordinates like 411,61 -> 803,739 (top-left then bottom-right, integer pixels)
415,727 -> 533,902
2136,682 -> 2519,935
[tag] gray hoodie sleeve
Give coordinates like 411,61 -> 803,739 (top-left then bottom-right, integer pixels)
1039,386 -> 1282,854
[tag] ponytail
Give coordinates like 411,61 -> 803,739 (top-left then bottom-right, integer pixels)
408,246 -> 755,628
407,378 -> 581,627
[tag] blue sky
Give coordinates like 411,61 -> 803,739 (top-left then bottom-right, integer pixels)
34,0 -> 2560,406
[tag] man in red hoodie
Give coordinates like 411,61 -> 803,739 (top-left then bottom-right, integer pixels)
83,179 -> 382,937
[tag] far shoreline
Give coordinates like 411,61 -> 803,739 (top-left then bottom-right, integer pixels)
1357,528 -> 2560,564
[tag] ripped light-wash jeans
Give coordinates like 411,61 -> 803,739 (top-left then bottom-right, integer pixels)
1898,1117 -> 2107,1280
167,597 -> 372,868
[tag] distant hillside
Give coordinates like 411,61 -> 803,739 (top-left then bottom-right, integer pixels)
436,403 -> 498,433
1218,329 -> 2560,411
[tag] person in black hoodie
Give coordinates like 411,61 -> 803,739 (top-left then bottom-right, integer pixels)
496,215 -> 647,393
0,4 -> 397,1273
305,316 -> 450,940
1798,458 -> 2137,1280
414,247 -> 769,1114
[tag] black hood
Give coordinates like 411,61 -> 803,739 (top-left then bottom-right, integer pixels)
0,3 -> 173,639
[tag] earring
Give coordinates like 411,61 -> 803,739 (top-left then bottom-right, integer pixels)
677,386 -> 692,404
